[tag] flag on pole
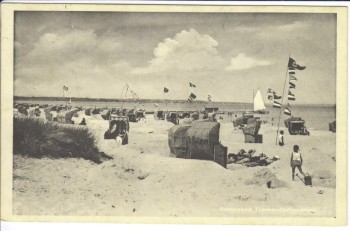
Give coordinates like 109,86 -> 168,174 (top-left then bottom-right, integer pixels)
267,88 -> 275,100
288,57 -> 306,70
208,95 -> 212,102
189,82 -> 196,87
273,101 -> 282,108
267,88 -> 275,93
163,87 -> 169,93
273,92 -> 282,99
284,106 -> 292,116
188,93 -> 197,102
289,82 -> 296,89
267,88 -> 275,94
288,90 -> 295,100
288,70 -> 296,75
63,86 -> 69,91
289,75 -> 297,81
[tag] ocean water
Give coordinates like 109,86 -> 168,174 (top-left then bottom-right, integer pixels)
15,100 -> 335,131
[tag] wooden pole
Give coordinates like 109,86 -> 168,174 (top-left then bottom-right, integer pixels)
120,84 -> 127,109
164,92 -> 168,112
276,54 -> 291,145
62,88 -> 65,105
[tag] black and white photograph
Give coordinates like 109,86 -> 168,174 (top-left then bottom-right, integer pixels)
0,2 -> 347,225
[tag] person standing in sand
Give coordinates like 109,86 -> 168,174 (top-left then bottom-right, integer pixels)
278,130 -> 284,146
290,145 -> 305,181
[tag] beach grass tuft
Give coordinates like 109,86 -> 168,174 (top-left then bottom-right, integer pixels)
13,117 -> 103,163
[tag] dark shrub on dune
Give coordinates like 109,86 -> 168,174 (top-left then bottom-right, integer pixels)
13,117 -> 102,163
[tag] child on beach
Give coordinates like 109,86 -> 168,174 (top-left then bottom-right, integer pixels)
290,145 -> 305,181
278,130 -> 284,146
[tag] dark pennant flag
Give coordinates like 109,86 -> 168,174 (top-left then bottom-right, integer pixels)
273,93 -> 282,99
289,82 -> 296,89
288,90 -> 295,101
189,82 -> 196,87
288,57 -> 306,70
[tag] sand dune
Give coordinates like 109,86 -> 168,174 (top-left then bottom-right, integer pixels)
13,112 -> 336,217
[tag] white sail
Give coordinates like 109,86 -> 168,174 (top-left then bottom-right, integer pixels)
254,90 -> 266,111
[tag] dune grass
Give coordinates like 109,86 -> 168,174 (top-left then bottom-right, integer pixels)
13,117 -> 103,163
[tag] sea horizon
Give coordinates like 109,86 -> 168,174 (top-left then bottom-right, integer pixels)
14,96 -> 336,107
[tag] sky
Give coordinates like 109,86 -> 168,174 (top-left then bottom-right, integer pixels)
14,12 -> 336,104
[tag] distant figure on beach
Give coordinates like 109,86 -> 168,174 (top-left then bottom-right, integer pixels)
278,130 -> 284,146
291,145 -> 305,181
79,118 -> 86,125
271,117 -> 274,126
50,110 -> 58,122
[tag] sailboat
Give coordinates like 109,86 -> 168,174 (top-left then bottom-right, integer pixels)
253,89 -> 269,114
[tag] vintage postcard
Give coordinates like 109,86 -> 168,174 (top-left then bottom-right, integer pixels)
0,2 -> 347,225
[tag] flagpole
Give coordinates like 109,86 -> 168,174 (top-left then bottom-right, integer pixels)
276,54 -> 291,145
164,92 -> 168,112
62,87 -> 65,105
120,84 -> 127,108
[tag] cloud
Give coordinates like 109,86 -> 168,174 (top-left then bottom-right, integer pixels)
14,29 -> 134,97
257,21 -> 310,39
225,53 -> 271,71
275,21 -> 309,32
132,28 -> 225,75
20,29 -> 122,66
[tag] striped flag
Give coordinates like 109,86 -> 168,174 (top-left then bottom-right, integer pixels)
267,88 -> 275,94
284,106 -> 292,116
267,88 -> 275,100
188,93 -> 197,102
189,82 -> 196,87
63,86 -> 69,91
288,90 -> 295,100
273,92 -> 282,99
289,75 -> 297,81
288,69 -> 296,75
289,82 -> 296,89
273,101 -> 282,108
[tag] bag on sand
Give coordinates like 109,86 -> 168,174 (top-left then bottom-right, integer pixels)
304,173 -> 312,186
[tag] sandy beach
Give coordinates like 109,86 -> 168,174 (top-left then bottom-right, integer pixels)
12,111 -> 336,217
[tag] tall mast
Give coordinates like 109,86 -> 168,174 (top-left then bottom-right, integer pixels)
275,54 -> 291,144
62,88 -> 65,105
